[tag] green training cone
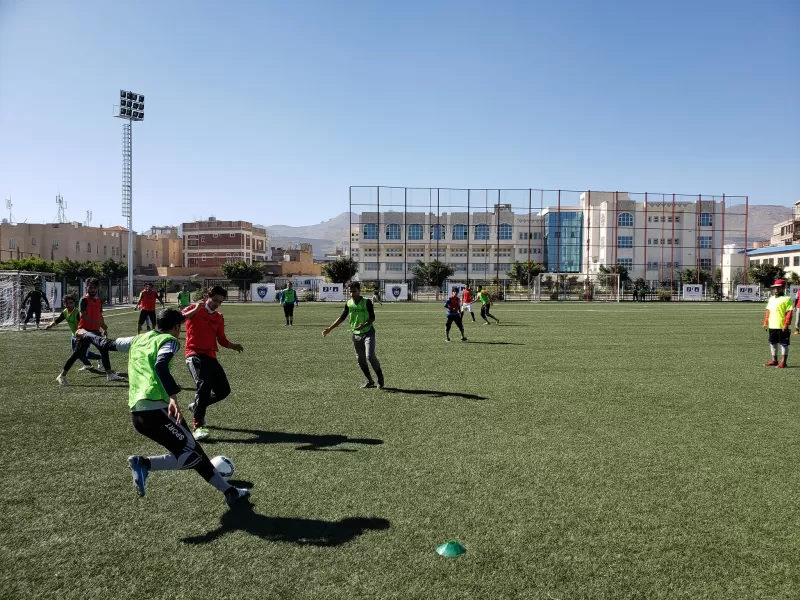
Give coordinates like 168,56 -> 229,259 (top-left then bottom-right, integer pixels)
436,539 -> 467,558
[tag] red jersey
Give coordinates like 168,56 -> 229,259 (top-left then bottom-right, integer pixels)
462,290 -> 473,303
78,295 -> 103,330
183,306 -> 229,359
138,290 -> 159,312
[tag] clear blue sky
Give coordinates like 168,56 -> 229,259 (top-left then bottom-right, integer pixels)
0,0 -> 797,230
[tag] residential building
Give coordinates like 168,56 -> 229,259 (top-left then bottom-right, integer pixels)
182,217 -> 268,268
768,200 -> 800,246
264,243 -> 322,277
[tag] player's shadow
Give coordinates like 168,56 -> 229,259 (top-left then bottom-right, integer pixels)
181,500 -> 390,546
202,426 -> 383,452
464,341 -> 524,345
381,387 -> 487,401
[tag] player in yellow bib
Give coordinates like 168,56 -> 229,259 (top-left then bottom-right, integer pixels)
763,279 -> 793,368
322,281 -> 385,389
477,288 -> 500,325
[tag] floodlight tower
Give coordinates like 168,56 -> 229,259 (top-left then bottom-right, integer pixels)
114,90 -> 144,302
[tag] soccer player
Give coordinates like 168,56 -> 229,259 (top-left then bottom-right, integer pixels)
461,286 -> 475,322
763,279 -> 793,368
22,282 -> 51,330
177,285 -> 192,309
136,283 -> 164,334
45,294 -> 103,370
279,281 -> 299,326
56,278 -> 122,385
371,288 -> 383,306
477,288 -> 500,325
182,286 -> 244,440
322,281 -> 385,389
444,287 -> 467,343
75,309 -> 249,507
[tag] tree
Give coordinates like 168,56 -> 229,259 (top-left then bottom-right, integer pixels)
747,262 -> 785,289
221,261 -> 265,285
0,257 -> 57,273
787,271 -> 800,286
321,257 -> 359,284
55,258 -> 87,283
506,260 -> 544,286
410,260 -> 454,287
99,258 -> 128,280
598,264 -> 630,287
679,268 -> 711,285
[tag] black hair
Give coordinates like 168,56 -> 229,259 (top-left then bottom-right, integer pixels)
348,281 -> 361,290
209,285 -> 228,299
157,308 -> 186,331
86,278 -> 100,287
63,294 -> 75,303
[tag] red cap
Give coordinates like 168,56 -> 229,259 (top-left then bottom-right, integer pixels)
771,279 -> 786,287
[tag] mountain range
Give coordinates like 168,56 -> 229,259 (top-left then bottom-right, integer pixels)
265,206 -> 793,258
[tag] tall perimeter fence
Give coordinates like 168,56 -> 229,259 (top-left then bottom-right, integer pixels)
349,187 -> 755,301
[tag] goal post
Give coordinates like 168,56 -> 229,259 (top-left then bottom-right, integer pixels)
533,273 -> 620,302
0,271 -> 60,330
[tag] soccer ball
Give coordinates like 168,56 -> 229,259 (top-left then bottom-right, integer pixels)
211,455 -> 235,479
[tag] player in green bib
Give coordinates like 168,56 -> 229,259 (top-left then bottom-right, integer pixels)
45,294 -> 103,370
75,308 -> 250,506
279,282 -> 299,326
322,281 -> 385,389
477,288 -> 500,325
762,279 -> 793,368
177,286 -> 192,308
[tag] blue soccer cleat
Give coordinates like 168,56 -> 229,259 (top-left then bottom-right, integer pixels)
127,455 -> 149,497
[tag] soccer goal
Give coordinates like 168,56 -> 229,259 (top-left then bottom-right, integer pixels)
532,273 -> 620,302
0,271 -> 60,330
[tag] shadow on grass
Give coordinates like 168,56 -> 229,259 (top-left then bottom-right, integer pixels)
181,500 -> 390,546
464,341 -> 524,346
203,426 -> 383,451
381,387 -> 487,400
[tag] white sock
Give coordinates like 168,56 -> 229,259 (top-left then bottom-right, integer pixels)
148,454 -> 179,471
208,470 -> 232,493
770,344 -> 778,360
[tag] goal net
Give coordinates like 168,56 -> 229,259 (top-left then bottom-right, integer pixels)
0,271 -> 60,330
533,273 -> 620,302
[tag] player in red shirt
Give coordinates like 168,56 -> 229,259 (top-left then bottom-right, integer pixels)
793,287 -> 800,335
181,286 -> 244,440
460,286 -> 475,322
135,283 -> 165,333
56,278 -> 123,385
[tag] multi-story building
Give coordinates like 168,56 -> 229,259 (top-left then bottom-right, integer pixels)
0,221 -> 180,273
182,217 -> 268,268
768,200 -> 800,246
265,243 -> 322,277
350,191 -> 736,282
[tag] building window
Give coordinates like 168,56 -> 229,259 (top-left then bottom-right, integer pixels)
431,224 -> 445,241
363,224 -> 378,240
201,255 -> 206,262
499,223 -> 512,240
794,256 -> 799,267
87,242 -> 92,253
212,233 -> 219,238
103,246 -> 107,256
533,232 -> 540,240
519,232 -> 528,240
618,212 -> 634,227
699,258 -> 712,269
699,236 -> 712,249
474,224 -> 490,240
230,233 -> 235,238
8,238 -> 15,249
617,258 -> 633,269
700,213 -> 713,227
453,224 -> 468,240
385,262 -> 404,271
76,241 -> 80,252
617,236 -> 633,248
52,240 -> 59,250
364,262 -> 378,271
452,263 -> 467,272
200,236 -> 206,242
408,224 -> 423,240
386,223 -> 401,240
30,237 -> 36,246
472,263 -> 487,272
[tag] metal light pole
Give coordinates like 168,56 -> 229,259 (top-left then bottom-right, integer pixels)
114,89 -> 144,303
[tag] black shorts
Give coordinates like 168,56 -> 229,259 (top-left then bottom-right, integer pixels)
283,304 -> 295,317
138,310 -> 157,327
768,329 -> 791,346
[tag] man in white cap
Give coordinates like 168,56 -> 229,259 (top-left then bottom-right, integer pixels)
763,279 -> 793,368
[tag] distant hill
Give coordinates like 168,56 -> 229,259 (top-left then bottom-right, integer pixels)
264,206 -> 793,257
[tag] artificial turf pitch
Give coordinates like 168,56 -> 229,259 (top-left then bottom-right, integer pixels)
0,302 -> 797,599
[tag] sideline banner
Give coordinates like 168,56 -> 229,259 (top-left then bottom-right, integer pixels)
250,283 -> 277,303
735,285 -> 760,301
383,283 -> 409,302
318,284 -> 345,301
681,284 -> 704,301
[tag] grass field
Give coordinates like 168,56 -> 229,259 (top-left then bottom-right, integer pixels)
1,301 -> 798,600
